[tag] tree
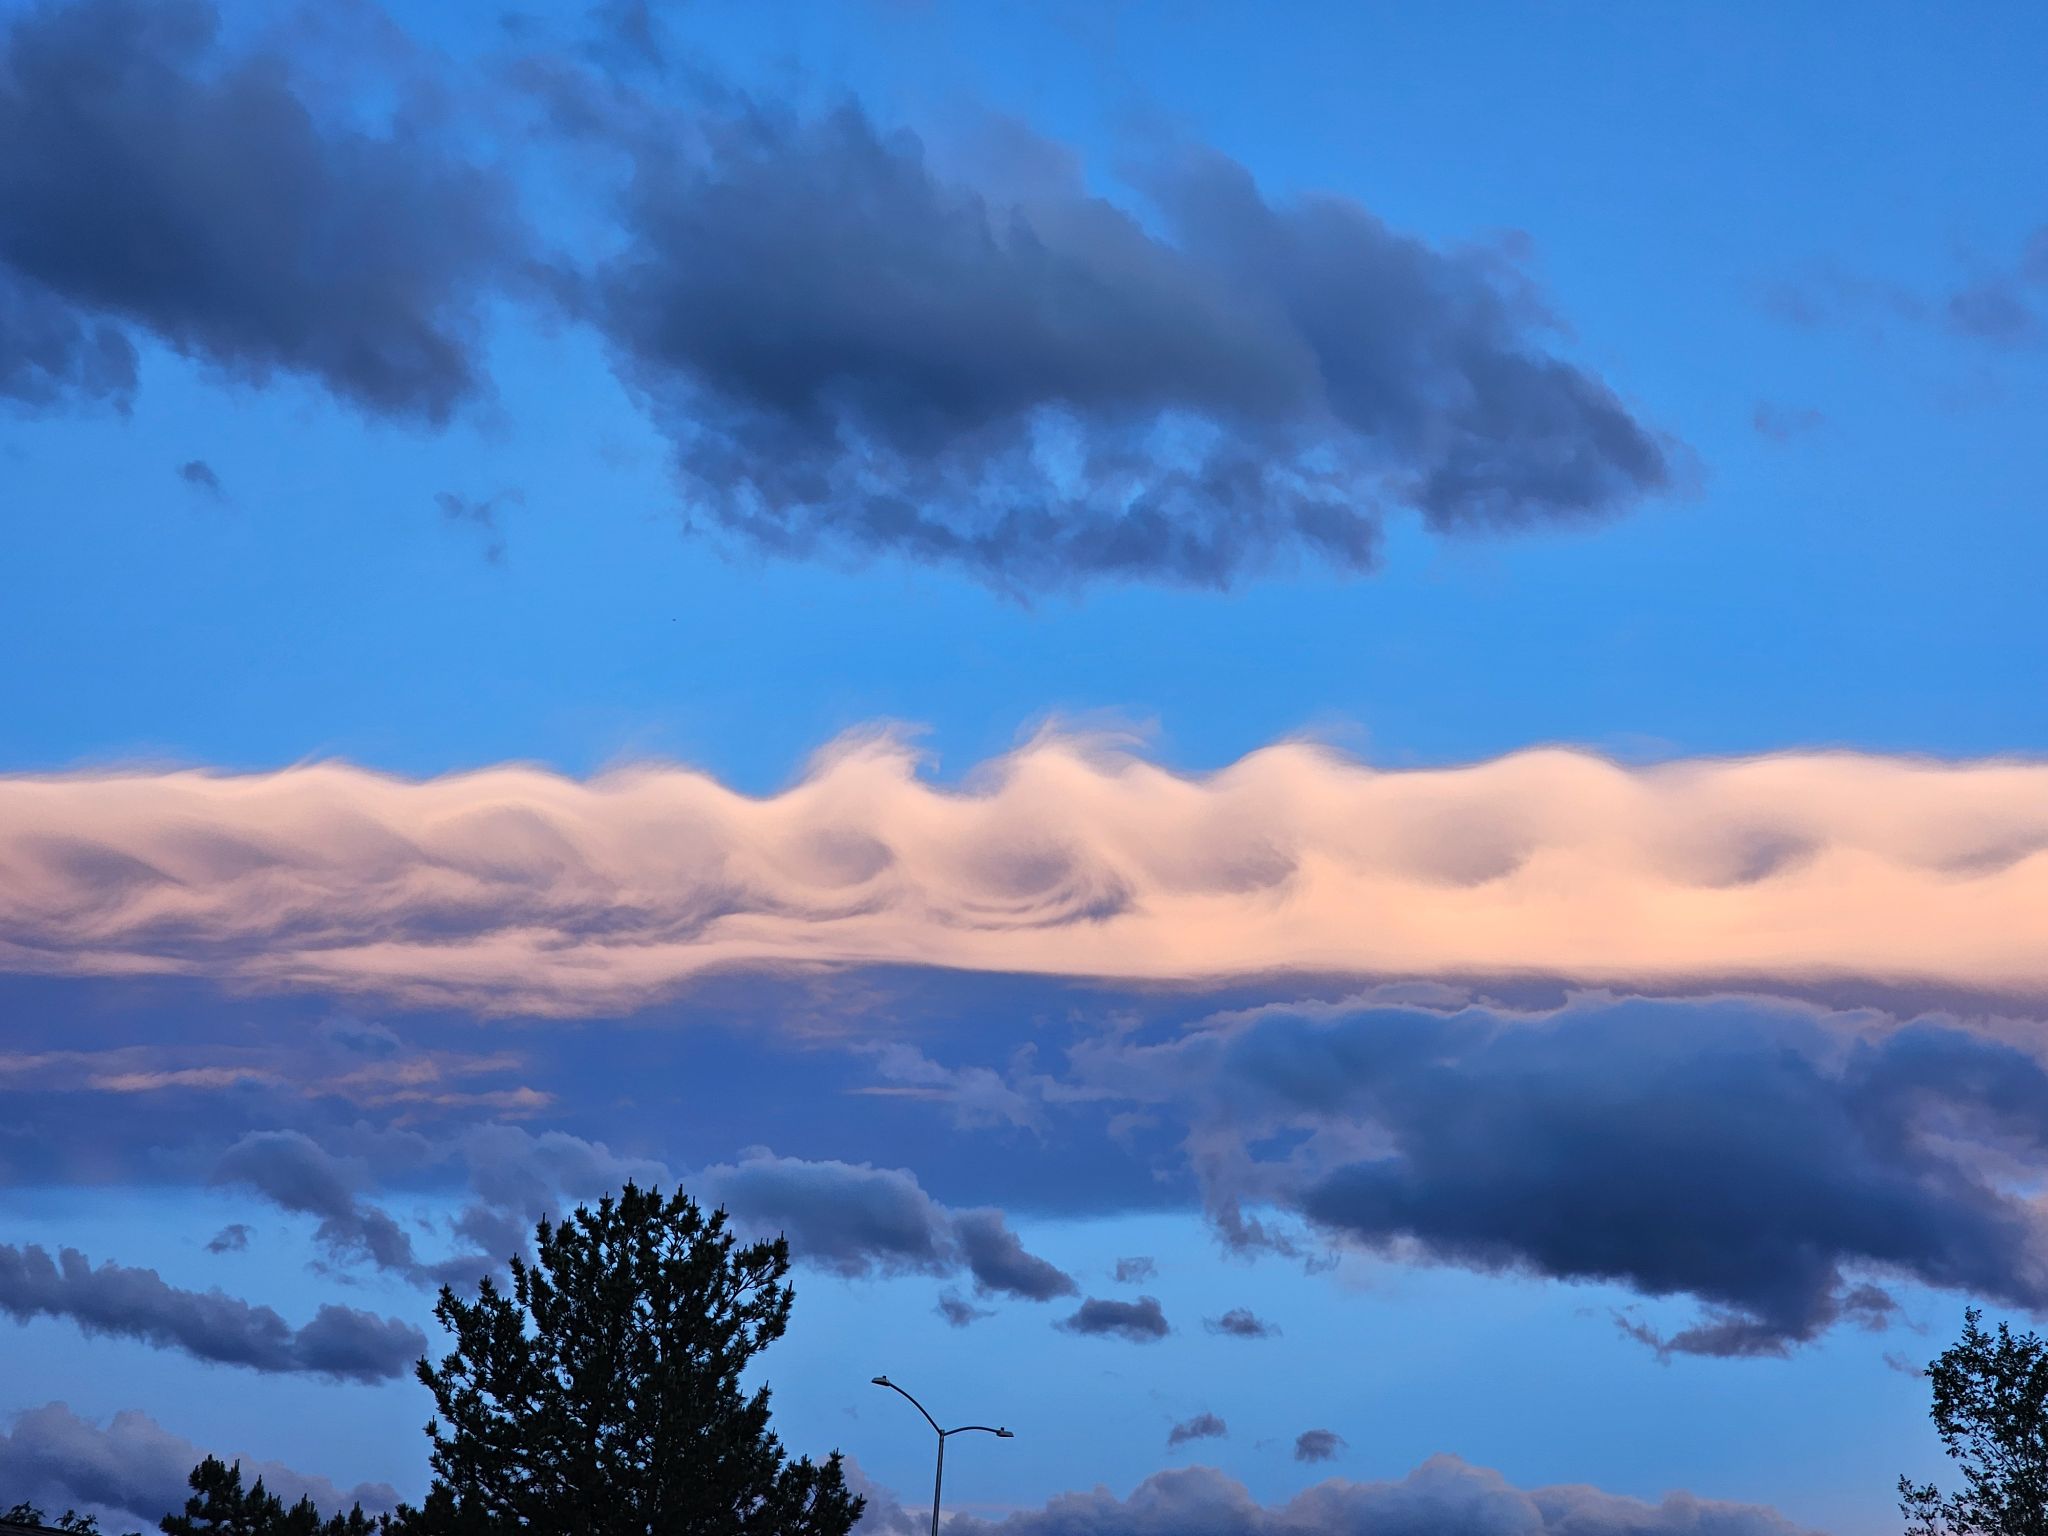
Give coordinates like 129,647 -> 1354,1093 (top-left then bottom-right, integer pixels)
4,1498 -> 136,1533
159,1457 -> 385,1536
1901,1309 -> 2048,1536
409,1182 -> 862,1536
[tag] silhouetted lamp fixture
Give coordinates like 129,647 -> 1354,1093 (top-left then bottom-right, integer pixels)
870,1374 -> 1013,1536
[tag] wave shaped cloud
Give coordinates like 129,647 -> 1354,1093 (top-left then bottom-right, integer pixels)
1,733 -> 2043,1012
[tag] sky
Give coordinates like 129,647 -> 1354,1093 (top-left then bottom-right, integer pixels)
1,1 -> 2045,1533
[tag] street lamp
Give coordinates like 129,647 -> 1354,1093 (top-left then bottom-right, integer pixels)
871,1374 -> 1013,1536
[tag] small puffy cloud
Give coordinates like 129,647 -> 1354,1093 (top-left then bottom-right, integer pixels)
1204,1307 -> 1278,1339
202,1224 -> 249,1255
1165,1412 -> 1226,1449
1294,1429 -> 1345,1464
1058,1295 -> 1168,1343
435,489 -> 522,565
176,459 -> 222,496
1112,1257 -> 1155,1284
0,1242 -> 424,1381
935,1292 -> 994,1329
0,1401 -> 396,1531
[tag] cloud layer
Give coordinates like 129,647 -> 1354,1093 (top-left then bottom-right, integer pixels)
1,736 -> 2044,1011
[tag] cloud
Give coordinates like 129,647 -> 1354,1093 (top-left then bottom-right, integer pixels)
588,98 -> 1671,591
1111,1256 -> 1155,1284
952,1208 -> 1078,1300
0,267 -> 135,407
2,738 -> 2045,1013
935,1292 -> 993,1328
934,1455 -> 1814,1536
1204,1307 -> 1277,1339
176,459 -> 222,496
435,489 -> 522,565
212,1130 -> 433,1280
700,1150 -> 1075,1301
1751,403 -> 1823,442
0,0 -> 516,420
1293,1429 -> 1345,1464
1058,1295 -> 1168,1342
1070,991 -> 2048,1356
0,1242 -> 424,1381
1165,1412 -> 1225,1449
202,1224 -> 248,1255
0,1401 -> 397,1530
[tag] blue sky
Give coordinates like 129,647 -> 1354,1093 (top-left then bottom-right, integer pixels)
2,3 -> 2046,1534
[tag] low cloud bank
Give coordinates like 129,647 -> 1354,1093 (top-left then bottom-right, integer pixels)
854,1454 -> 1818,1536
0,1402 -> 397,1532
1,736 -> 2044,1012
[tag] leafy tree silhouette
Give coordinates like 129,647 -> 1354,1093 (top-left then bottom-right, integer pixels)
1901,1309 -> 2048,1536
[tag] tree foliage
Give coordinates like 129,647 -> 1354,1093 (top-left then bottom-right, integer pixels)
4,1503 -> 133,1534
1902,1309 -> 2048,1536
408,1182 -> 862,1536
158,1458 -> 385,1536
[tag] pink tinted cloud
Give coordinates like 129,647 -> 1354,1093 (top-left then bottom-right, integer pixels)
0,732 -> 2043,1013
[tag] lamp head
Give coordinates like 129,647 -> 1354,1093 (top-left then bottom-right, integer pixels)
871,1376 -> 890,1387
996,1428 -> 1014,1438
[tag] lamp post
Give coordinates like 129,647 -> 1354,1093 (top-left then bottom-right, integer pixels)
871,1375 -> 1013,1536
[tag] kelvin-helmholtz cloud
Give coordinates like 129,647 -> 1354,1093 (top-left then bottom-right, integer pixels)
0,0 -> 1672,589
1,735 -> 2043,1011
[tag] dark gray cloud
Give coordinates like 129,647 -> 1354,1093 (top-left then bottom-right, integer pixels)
0,268 -> 134,407
213,1130 -> 425,1279
0,1401 -> 397,1531
202,1224 -> 248,1255
1057,1295 -> 1168,1342
935,1291 -> 994,1328
177,459 -> 222,496
0,0 -> 515,419
1294,1429 -> 1345,1464
701,1151 -> 1074,1304
953,1208 -> 1078,1301
1068,993 -> 2048,1357
1165,1412 -> 1225,1449
1111,1256 -> 1156,1284
933,1455 -> 1814,1536
591,101 -> 1672,592
1204,1306 -> 1278,1339
0,1242 -> 424,1381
